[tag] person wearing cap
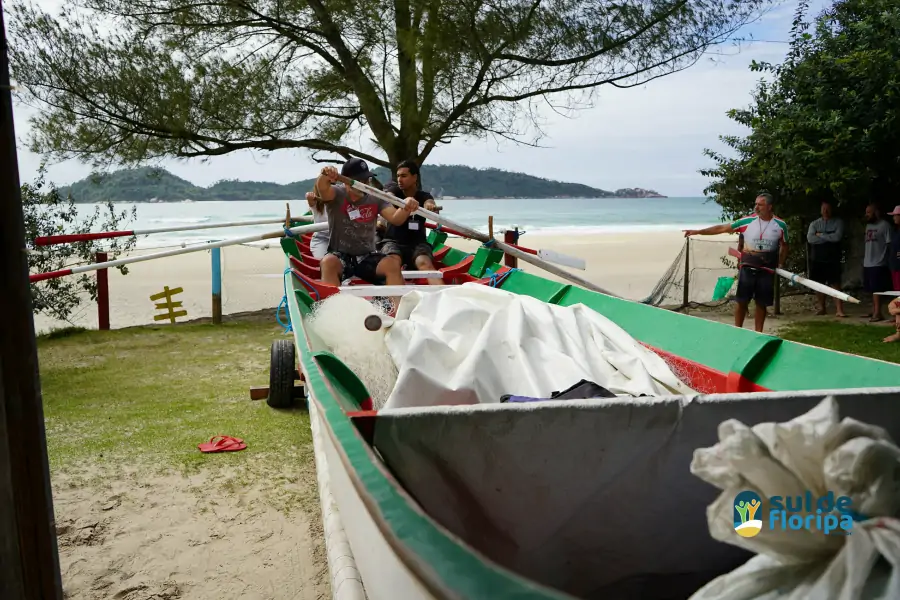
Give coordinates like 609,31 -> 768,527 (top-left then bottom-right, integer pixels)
862,203 -> 893,321
889,205 -> 900,291
314,158 -> 420,290
806,199 -> 847,317
380,160 -> 442,285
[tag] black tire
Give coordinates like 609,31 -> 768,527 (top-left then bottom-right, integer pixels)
267,339 -> 296,408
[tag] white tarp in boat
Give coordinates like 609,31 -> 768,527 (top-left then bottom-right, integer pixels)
381,283 -> 696,410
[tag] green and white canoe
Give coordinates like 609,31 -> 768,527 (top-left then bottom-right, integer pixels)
268,228 -> 900,600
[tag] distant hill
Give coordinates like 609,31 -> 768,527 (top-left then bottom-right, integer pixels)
57,165 -> 665,203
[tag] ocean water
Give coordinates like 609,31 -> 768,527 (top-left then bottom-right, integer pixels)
69,197 -> 724,249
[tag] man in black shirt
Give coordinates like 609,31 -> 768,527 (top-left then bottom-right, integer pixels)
380,160 -> 442,285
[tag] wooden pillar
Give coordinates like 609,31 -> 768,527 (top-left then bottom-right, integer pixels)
0,2 -> 65,596
504,228 -> 519,268
96,251 -> 109,330
211,247 -> 222,325
682,237 -> 690,308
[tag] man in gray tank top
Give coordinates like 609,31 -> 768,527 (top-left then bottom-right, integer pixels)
313,159 -> 420,291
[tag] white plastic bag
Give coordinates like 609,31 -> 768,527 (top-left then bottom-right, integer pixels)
689,397 -> 900,599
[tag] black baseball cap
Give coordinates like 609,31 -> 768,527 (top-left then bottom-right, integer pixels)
341,158 -> 375,180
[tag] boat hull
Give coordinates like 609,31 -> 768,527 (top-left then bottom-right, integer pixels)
277,231 -> 900,600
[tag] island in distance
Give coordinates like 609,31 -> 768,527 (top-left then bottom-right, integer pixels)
57,165 -> 667,203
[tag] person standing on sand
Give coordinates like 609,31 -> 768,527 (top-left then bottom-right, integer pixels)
807,199 -> 847,317
888,205 -> 900,291
314,159 -> 419,291
683,192 -> 788,333
380,160 -> 443,285
862,203 -> 893,321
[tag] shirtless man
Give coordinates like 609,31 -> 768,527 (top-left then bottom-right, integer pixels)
684,192 -> 789,332
380,160 -> 442,285
314,158 -> 419,289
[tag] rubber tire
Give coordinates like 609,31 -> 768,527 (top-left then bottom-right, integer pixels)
267,339 -> 296,409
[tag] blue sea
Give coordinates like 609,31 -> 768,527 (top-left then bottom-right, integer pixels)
74,197 -> 724,249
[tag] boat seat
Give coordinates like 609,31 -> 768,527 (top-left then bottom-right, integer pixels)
290,255 -> 320,279
438,255 -> 475,283
300,252 -> 320,267
432,245 -> 451,263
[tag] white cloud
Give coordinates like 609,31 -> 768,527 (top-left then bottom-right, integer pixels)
9,1 -> 827,196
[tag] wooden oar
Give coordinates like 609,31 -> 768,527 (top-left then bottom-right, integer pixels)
30,222 -> 327,283
335,175 -> 617,297
33,215 -> 313,246
727,248 -> 860,303
423,222 -> 587,270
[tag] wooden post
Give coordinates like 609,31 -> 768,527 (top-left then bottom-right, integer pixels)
211,248 -> 222,325
488,215 -> 494,240
96,251 -> 109,330
0,2 -> 66,596
504,228 -> 519,268
682,237 -> 690,308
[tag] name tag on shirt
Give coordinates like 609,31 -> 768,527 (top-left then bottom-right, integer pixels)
408,221 -> 419,230
348,209 -> 361,220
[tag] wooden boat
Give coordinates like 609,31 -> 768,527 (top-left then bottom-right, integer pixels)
269,228 -> 900,600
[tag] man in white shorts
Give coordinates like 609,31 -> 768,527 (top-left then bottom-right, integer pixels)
684,192 -> 789,332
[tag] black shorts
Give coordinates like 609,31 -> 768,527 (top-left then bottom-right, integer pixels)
379,240 -> 433,269
809,261 -> 842,286
863,266 -> 892,293
734,266 -> 775,307
326,250 -> 385,284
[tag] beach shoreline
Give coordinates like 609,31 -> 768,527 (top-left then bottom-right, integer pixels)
32,230 -> 741,334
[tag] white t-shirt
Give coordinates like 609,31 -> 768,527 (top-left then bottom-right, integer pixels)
732,214 -> 788,267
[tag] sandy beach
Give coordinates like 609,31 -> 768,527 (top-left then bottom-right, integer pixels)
32,230 -> 741,334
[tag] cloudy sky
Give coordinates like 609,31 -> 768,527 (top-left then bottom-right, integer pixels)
9,0 -> 827,197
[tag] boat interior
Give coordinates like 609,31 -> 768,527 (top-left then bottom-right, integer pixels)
354,389 -> 900,599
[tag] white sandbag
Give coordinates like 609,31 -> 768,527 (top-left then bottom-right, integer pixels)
689,396 -> 900,600
381,283 -> 695,409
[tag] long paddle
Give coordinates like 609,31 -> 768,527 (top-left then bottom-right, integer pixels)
422,222 -> 586,270
30,222 -> 327,283
727,248 -> 860,304
33,216 -> 313,247
333,175 -> 618,297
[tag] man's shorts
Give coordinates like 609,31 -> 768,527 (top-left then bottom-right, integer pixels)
734,266 -> 775,307
379,240 -> 433,269
863,266 -> 892,293
809,261 -> 842,286
326,250 -> 385,284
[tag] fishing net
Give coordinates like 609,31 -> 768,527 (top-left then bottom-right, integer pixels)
307,294 -> 398,409
642,237 -> 742,309
643,346 -> 721,396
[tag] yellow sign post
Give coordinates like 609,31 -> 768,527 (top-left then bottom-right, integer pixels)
150,286 -> 187,324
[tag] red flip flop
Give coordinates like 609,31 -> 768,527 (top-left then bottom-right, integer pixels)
197,435 -> 247,453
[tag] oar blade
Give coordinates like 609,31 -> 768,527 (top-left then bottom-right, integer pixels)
537,249 -> 586,270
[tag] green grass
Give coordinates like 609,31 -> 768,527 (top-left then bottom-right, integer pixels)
37,319 -> 317,513
778,321 -> 900,364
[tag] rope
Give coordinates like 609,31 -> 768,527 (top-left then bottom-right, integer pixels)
482,239 -> 496,248
283,226 -> 297,238
276,269 -> 293,333
484,267 -> 520,288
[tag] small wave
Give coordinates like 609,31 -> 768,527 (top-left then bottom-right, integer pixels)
461,223 -> 707,237
146,217 -> 212,225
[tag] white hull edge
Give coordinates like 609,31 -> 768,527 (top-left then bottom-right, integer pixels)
309,400 -> 366,600
312,402 -> 439,600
